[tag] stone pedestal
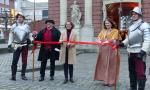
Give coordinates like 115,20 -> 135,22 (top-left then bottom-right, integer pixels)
74,26 -> 81,40
80,0 -> 95,51
80,25 -> 94,42
0,29 -> 4,39
80,25 -> 95,51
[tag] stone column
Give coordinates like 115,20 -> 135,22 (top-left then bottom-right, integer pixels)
80,0 -> 94,50
84,0 -> 92,25
59,0 -> 67,31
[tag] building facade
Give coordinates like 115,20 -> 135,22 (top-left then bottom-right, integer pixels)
0,0 -> 15,39
15,0 -> 48,21
48,0 -> 150,37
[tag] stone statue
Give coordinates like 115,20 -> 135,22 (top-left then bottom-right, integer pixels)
70,0 -> 82,28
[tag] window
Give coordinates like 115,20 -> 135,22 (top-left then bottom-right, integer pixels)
42,10 -> 48,19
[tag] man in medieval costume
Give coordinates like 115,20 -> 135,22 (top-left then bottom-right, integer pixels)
8,12 -> 32,81
35,20 -> 61,81
120,7 -> 150,90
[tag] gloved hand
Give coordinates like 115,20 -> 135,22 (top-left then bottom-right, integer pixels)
32,34 -> 37,38
32,31 -> 38,38
136,50 -> 146,60
119,42 -> 125,47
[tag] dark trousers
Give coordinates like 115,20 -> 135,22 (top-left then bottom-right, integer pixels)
40,60 -> 55,77
128,53 -> 146,90
64,48 -> 73,80
39,48 -> 55,77
11,46 -> 28,76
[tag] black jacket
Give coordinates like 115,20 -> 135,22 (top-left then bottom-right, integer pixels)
35,27 -> 61,61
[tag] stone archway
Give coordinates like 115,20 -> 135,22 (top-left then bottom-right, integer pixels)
102,0 -> 141,40
102,0 -> 141,30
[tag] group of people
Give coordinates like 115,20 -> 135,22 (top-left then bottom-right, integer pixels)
8,12 -> 78,84
8,6 -> 150,90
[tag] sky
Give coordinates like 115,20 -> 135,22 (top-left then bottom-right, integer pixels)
27,0 -> 48,2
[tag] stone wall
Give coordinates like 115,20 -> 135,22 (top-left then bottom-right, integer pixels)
92,0 -> 103,36
29,20 -> 45,32
142,0 -> 150,23
48,0 -> 60,28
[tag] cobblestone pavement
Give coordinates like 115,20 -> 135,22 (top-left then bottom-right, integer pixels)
0,49 -> 150,90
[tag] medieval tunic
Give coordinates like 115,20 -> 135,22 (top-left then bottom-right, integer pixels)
35,27 -> 60,78
94,29 -> 121,85
8,22 -> 31,78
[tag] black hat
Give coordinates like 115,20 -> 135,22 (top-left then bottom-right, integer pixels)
45,20 -> 55,24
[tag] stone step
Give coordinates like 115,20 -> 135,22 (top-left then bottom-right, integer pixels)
0,39 -> 6,44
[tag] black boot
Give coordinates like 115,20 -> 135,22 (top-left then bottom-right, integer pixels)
39,77 -> 44,82
21,64 -> 27,80
63,79 -> 68,84
10,75 -> 16,81
138,79 -> 146,90
10,65 -> 17,81
70,78 -> 74,83
50,76 -> 54,81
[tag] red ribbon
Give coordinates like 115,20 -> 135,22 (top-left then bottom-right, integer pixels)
33,40 -> 117,50
34,41 -> 61,44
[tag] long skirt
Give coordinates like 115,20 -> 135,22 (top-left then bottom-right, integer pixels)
94,45 -> 120,85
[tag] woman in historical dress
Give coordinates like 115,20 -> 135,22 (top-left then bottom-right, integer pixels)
94,19 -> 122,86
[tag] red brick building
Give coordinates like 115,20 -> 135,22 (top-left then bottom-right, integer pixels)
48,0 -> 150,36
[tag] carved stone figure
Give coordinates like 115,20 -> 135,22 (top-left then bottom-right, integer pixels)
70,0 -> 82,27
